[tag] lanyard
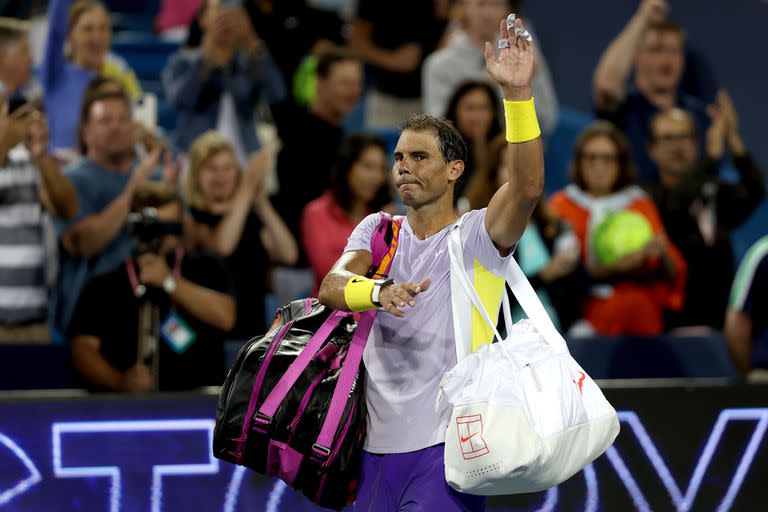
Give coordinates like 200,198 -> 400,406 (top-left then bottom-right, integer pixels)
126,246 -> 184,298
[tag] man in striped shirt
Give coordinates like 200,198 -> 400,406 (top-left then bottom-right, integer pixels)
0,19 -> 78,341
726,235 -> 768,381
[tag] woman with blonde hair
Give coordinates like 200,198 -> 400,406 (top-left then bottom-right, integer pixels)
43,0 -> 142,157
549,121 -> 687,335
185,131 -> 297,339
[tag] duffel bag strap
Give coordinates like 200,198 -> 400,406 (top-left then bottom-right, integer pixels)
447,224 -> 523,370
369,213 -> 403,279
257,212 -> 402,434
448,216 -> 569,359
255,310 -> 349,426
312,308 -> 375,460
312,213 -> 402,460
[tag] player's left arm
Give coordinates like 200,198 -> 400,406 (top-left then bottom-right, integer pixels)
484,15 -> 544,252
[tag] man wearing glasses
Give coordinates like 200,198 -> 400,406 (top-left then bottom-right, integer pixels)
644,94 -> 765,331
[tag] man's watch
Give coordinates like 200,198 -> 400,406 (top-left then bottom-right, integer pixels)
162,275 -> 177,295
371,278 -> 395,308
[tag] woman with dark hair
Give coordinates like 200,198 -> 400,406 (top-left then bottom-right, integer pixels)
443,80 -> 501,208
301,134 -> 390,296
43,0 -> 142,157
549,121 -> 687,336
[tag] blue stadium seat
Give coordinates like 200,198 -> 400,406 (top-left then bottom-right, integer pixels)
567,333 -> 740,379
111,33 -> 179,83
111,33 -> 180,133
105,0 -> 160,33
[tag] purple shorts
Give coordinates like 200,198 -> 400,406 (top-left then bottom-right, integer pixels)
354,444 -> 487,512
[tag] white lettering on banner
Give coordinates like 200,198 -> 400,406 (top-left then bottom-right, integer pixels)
607,409 -> 768,512
52,420 -> 219,512
0,409 -> 760,510
0,433 -> 42,506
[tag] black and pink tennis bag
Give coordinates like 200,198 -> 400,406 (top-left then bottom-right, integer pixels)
213,213 -> 401,511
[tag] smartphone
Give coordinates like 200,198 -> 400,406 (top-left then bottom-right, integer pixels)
134,93 -> 157,131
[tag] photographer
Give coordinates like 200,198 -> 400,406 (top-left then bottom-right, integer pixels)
69,182 -> 236,392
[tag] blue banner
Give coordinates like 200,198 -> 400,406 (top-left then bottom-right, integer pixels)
0,385 -> 766,511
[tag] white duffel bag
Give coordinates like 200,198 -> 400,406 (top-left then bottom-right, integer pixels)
440,217 -> 620,495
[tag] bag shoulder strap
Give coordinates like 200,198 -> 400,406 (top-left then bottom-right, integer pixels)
255,213 -> 403,426
313,213 -> 404,457
448,215 -> 568,361
369,212 -> 403,279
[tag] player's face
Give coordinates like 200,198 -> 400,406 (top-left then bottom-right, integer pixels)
392,130 -> 454,208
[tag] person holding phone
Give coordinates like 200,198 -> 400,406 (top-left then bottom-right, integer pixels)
0,18 -> 78,342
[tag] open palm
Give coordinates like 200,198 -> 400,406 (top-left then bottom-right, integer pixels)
484,16 -> 535,90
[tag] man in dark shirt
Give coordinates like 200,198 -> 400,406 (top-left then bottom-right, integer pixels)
69,183 -> 236,392
244,0 -> 345,89
593,1 -> 710,182
348,0 -> 448,128
644,97 -> 765,330
272,48 -> 363,265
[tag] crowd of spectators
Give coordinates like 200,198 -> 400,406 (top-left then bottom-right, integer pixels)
0,0 -> 766,389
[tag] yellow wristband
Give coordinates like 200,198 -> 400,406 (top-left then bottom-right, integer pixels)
504,97 -> 541,143
344,276 -> 376,312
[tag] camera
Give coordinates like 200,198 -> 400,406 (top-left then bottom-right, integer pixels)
127,207 -> 183,255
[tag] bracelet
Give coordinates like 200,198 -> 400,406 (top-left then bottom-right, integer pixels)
344,276 -> 377,312
504,97 -> 541,143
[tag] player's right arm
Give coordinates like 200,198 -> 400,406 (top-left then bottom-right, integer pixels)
318,250 -> 430,318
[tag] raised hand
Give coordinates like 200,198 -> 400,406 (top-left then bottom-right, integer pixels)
23,111 -> 49,161
162,150 -> 181,185
244,150 -> 271,198
714,90 -> 740,139
130,146 -> 162,190
0,103 -> 35,154
389,43 -> 422,73
134,121 -> 164,154
637,0 -> 668,25
484,14 -> 535,97
705,100 -> 727,160
232,7 -> 261,53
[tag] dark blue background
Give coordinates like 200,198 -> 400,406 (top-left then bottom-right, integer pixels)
0,387 -> 766,511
